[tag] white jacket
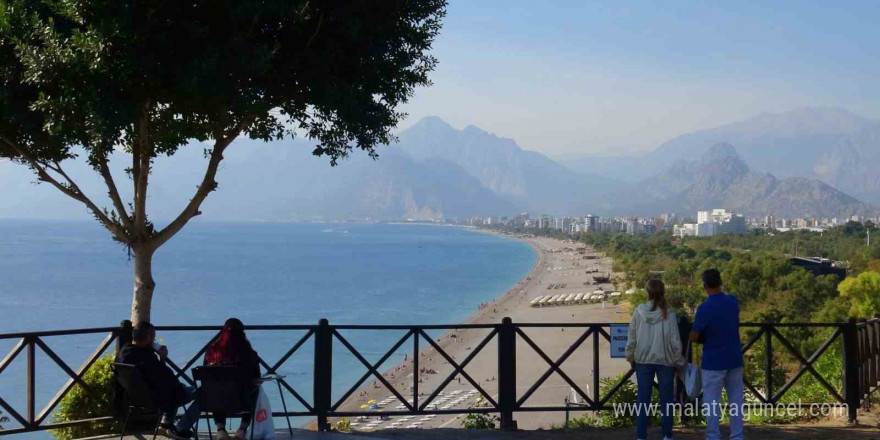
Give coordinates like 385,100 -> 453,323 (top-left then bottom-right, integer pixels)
624,303 -> 686,368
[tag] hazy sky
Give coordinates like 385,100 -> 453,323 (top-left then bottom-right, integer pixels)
399,1 -> 880,157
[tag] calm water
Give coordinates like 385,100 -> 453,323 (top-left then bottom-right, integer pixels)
0,220 -> 536,435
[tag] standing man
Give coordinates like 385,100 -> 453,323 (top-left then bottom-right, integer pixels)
690,269 -> 744,440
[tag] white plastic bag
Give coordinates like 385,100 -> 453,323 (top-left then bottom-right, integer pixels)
248,386 -> 276,440
684,341 -> 701,399
685,363 -> 702,399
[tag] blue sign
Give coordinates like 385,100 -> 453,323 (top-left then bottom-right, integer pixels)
609,323 -> 629,358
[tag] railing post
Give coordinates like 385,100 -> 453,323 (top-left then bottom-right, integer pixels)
593,327 -> 600,407
498,317 -> 517,430
314,319 -> 333,431
874,317 -> 880,395
764,324 -> 773,402
843,317 -> 860,424
117,320 -> 132,354
863,319 -> 871,411
26,335 -> 35,426
412,328 -> 419,410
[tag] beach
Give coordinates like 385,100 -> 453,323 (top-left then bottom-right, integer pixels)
333,232 -> 632,431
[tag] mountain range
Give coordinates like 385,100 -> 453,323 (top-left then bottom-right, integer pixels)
639,143 -> 878,218
0,107 -> 878,221
564,107 -> 880,205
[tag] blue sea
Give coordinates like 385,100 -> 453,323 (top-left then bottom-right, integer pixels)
0,220 -> 537,436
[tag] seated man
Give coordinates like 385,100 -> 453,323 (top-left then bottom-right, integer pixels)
116,322 -> 199,440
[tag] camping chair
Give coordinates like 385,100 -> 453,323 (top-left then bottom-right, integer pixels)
192,366 -> 259,440
114,362 -> 162,440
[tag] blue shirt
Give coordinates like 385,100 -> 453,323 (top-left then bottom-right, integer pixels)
692,293 -> 744,370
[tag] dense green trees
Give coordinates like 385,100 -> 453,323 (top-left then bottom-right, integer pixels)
839,271 -> 880,318
567,226 -> 879,322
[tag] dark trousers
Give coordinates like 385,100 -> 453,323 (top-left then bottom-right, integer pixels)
213,388 -> 259,428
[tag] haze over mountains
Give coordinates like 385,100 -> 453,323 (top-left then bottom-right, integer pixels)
639,143 -> 878,218
565,107 -> 880,205
0,107 -> 878,222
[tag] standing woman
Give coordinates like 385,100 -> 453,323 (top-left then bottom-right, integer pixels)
625,279 -> 686,440
204,318 -> 261,440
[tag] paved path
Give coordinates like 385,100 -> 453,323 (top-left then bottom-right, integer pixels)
100,423 -> 880,440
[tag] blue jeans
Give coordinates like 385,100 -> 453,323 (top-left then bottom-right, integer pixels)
161,386 -> 201,432
635,363 -> 675,439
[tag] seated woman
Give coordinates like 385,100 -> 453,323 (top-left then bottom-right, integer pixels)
204,318 -> 261,440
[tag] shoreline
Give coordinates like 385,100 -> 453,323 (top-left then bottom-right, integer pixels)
331,232 -> 631,432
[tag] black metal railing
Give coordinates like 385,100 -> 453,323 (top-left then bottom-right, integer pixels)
0,317 -> 876,436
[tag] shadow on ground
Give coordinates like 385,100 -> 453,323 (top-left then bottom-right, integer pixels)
93,422 -> 880,440
365,424 -> 880,440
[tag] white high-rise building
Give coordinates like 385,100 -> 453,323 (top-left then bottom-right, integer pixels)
694,209 -> 747,236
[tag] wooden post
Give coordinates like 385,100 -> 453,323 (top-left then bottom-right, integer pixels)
764,325 -> 773,402
117,320 -> 132,355
498,317 -> 517,430
843,317 -> 860,424
593,328 -> 600,407
412,329 -> 419,410
314,319 -> 333,431
26,336 -> 35,426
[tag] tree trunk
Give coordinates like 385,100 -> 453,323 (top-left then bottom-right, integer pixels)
131,246 -> 156,325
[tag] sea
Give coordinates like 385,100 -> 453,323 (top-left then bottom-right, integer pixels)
0,220 -> 537,436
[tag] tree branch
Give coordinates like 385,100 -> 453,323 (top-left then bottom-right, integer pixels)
133,102 -> 151,237
97,153 -> 133,231
0,135 -> 129,242
153,116 -> 255,248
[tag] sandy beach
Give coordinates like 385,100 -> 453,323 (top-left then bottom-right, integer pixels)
331,232 -> 633,432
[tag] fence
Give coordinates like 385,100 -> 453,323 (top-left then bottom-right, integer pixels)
0,317 -> 877,436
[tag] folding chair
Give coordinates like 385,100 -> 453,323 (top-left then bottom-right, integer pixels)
114,362 -> 162,440
192,366 -> 259,440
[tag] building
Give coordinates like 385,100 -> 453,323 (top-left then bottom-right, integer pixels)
585,215 -> 598,232
696,222 -> 715,237
674,223 -> 697,237
695,209 -> 748,236
789,257 -> 847,280
719,214 -> 747,234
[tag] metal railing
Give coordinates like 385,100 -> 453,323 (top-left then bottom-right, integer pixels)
0,317 -> 875,436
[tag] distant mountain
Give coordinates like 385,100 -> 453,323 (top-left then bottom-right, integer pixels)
395,116 -> 627,214
640,143 -> 879,218
3,113 -> 876,221
0,137 -> 516,222
563,107 -> 880,204
645,107 -> 875,175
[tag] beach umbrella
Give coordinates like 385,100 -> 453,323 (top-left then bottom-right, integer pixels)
368,399 -> 377,404
360,404 -> 370,409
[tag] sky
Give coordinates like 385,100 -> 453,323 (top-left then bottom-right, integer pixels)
399,1 -> 880,158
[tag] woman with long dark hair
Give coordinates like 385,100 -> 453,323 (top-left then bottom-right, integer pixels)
204,318 -> 261,440
624,279 -> 686,440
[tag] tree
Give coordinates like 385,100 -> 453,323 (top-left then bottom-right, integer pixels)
838,271 -> 880,318
1,0 -> 447,323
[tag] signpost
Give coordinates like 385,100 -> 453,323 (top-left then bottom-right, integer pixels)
609,323 -> 629,358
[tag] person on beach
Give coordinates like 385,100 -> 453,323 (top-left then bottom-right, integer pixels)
690,269 -> 744,440
203,318 -> 262,440
625,279 -> 686,440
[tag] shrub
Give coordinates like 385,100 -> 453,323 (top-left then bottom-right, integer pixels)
461,413 -> 497,429
52,355 -> 119,440
566,372 -> 653,429
334,418 -> 351,432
